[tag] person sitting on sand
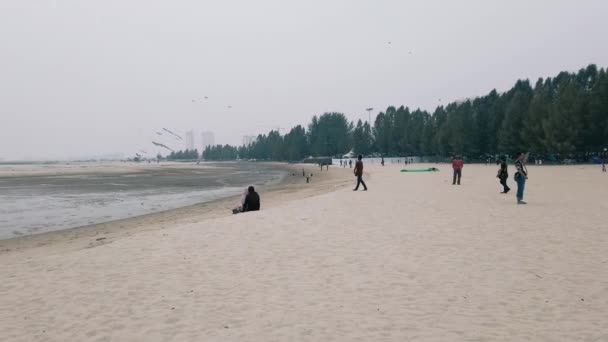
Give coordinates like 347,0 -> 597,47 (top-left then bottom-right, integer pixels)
232,187 -> 250,214
243,186 -> 261,212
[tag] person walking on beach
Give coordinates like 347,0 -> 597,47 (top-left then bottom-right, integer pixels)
497,156 -> 510,193
514,152 -> 528,204
243,186 -> 261,212
353,155 -> 368,191
602,157 -> 606,172
452,155 -> 464,185
381,157 -> 385,166
349,160 -> 353,168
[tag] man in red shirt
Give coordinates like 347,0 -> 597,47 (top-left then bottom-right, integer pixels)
353,154 -> 368,191
452,156 -> 464,185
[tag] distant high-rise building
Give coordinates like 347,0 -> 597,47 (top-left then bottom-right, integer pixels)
242,135 -> 257,146
185,130 -> 195,150
201,131 -> 215,150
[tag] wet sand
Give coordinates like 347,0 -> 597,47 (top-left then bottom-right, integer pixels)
0,162 -> 286,239
0,162 -> 351,255
1,163 -> 606,341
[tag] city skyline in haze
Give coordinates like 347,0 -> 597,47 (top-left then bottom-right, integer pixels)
1,1 -> 608,160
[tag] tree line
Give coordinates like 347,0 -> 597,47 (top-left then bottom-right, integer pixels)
167,149 -> 199,160
204,65 -> 608,161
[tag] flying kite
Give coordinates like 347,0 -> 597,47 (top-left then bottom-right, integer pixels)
162,128 -> 183,140
152,141 -> 174,151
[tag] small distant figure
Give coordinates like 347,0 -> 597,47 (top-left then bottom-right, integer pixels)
602,158 -> 606,172
497,155 -> 510,194
353,155 -> 368,191
514,152 -> 528,204
452,155 -> 464,185
381,157 -> 385,166
243,186 -> 260,212
349,160 -> 353,168
326,163 -> 329,171
302,168 -> 305,177
340,160 -> 343,167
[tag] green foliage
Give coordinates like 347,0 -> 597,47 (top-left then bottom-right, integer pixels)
202,64 -> 608,161
308,113 -> 352,156
202,145 -> 237,161
167,149 -> 199,160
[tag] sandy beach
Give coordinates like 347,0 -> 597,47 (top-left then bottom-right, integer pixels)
1,163 -> 607,341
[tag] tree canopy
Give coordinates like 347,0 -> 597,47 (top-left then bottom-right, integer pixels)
203,65 -> 608,161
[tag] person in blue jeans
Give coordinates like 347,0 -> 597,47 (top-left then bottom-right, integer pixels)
514,152 -> 528,204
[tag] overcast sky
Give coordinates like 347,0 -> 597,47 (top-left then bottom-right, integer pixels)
1,0 -> 607,160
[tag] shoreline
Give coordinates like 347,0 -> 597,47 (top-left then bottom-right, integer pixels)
0,162 -> 353,255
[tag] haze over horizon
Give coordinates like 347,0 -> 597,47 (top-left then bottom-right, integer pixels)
1,0 -> 607,160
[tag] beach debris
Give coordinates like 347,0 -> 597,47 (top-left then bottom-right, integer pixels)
224,326 -> 229,329
96,237 -> 106,241
171,307 -> 175,310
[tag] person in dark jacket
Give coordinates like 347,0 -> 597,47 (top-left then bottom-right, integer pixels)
353,155 -> 368,191
497,156 -> 510,193
514,152 -> 528,204
243,186 -> 261,212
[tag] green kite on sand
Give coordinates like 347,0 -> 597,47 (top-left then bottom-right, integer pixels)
400,168 -> 440,172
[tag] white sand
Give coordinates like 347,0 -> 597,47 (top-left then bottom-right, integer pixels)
1,163 -> 607,341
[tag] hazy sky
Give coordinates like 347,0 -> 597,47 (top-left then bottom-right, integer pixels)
1,0 -> 607,160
